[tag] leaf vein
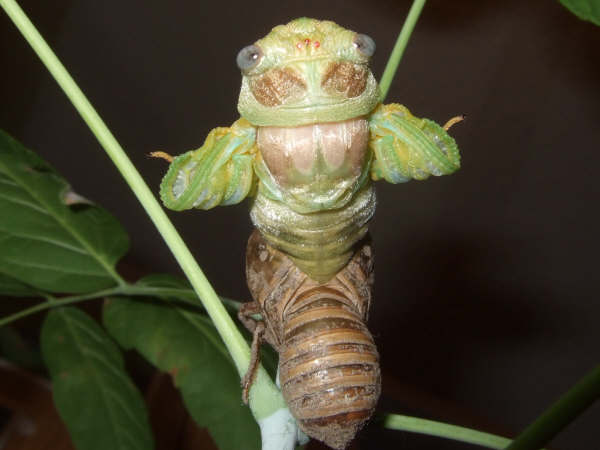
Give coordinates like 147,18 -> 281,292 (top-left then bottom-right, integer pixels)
60,311 -> 142,448
0,230 -> 87,254
0,191 -> 50,215
4,258 -> 108,276
0,162 -> 123,283
0,176 -> 19,187
67,320 -> 149,435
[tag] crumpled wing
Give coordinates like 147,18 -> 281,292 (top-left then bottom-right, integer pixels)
159,118 -> 258,210
368,103 -> 460,183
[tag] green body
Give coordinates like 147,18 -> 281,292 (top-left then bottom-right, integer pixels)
160,18 -> 460,282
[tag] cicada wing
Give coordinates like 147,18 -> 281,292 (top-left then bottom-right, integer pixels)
369,104 -> 460,183
159,119 -> 258,211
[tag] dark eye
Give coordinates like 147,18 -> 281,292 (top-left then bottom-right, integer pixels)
353,34 -> 376,58
236,45 -> 262,71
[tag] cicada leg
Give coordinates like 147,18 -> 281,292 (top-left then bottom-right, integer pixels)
148,151 -> 174,162
443,114 -> 466,131
238,302 -> 265,405
238,301 -> 262,334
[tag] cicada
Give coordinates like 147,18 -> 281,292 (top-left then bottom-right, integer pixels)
156,18 -> 461,450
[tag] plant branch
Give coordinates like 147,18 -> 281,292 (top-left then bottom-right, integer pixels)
0,288 -> 123,327
0,283 -> 241,328
384,368 -> 600,450
383,414 -> 545,450
0,0 -> 289,436
379,0 -> 427,102
505,364 -> 600,450
119,284 -> 242,310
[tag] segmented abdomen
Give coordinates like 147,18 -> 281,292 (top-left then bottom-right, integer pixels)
245,230 -> 380,450
279,287 -> 380,450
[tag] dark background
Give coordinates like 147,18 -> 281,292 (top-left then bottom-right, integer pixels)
1,0 -> 599,449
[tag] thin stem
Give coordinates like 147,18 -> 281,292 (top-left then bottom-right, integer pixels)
0,0 -> 286,426
384,414 -> 544,450
505,364 -> 600,450
0,284 -> 240,328
119,284 -> 242,310
379,0 -> 427,102
0,287 -> 123,327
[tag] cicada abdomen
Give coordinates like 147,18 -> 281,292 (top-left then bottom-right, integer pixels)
242,230 -> 380,450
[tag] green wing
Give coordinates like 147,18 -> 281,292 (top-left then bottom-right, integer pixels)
368,103 -> 460,183
160,118 -> 258,211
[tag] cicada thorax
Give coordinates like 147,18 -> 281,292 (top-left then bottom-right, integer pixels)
245,230 -> 380,450
250,117 -> 375,283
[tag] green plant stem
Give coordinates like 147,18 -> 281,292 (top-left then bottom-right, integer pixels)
0,285 -> 241,328
0,288 -> 122,327
0,0 -> 286,424
384,365 -> 600,450
379,0 -> 427,102
384,414 -> 544,450
505,364 -> 600,450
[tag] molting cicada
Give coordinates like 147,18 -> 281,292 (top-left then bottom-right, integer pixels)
156,18 -> 461,450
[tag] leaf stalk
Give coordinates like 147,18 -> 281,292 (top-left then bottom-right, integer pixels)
379,0 -> 428,102
505,364 -> 600,450
383,414 -> 545,450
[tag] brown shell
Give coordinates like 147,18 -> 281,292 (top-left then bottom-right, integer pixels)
245,230 -> 380,449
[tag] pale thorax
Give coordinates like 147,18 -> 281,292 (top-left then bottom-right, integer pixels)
250,118 -> 376,282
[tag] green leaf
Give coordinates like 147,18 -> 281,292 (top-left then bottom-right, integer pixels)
103,296 -> 261,450
0,272 -> 40,297
559,0 -> 600,25
0,130 -> 129,293
41,307 -> 154,450
133,274 -> 276,376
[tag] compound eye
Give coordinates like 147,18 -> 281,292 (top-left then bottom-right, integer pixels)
353,34 -> 376,58
236,45 -> 262,72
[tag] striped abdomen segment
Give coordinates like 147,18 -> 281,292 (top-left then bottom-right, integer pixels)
279,287 -> 380,450
244,230 -> 378,448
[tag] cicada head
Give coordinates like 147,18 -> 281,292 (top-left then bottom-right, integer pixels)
236,18 -> 380,127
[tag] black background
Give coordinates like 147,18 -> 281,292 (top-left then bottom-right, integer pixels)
1,1 -> 599,449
